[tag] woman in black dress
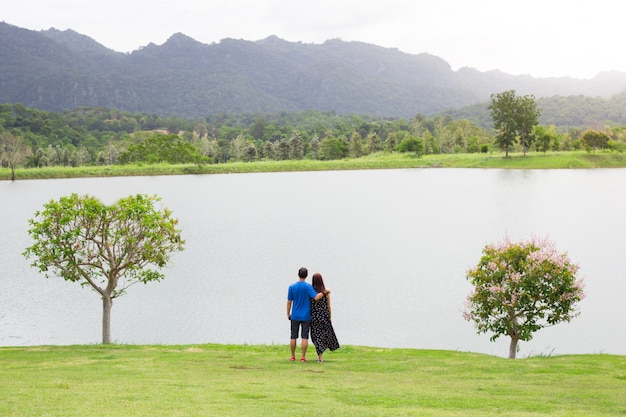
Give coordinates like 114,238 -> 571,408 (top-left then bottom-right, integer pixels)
310,272 -> 340,362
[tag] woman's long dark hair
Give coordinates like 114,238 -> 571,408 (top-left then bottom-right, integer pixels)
312,273 -> 326,293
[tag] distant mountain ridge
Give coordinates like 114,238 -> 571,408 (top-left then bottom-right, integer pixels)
2,21 -> 626,119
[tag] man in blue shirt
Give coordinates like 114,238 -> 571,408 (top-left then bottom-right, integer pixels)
287,267 -> 328,362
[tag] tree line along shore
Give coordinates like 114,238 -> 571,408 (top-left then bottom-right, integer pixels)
3,95 -> 626,181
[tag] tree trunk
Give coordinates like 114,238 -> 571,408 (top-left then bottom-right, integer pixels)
102,295 -> 113,344
10,165 -> 15,181
508,336 -> 519,359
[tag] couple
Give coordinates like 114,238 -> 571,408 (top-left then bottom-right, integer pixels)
286,267 -> 340,362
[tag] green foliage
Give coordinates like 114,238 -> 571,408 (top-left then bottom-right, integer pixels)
581,130 -> 610,152
489,90 -> 541,156
319,136 -> 347,160
24,193 -> 184,290
465,236 -> 584,358
396,136 -> 424,156
515,94 -> 541,154
534,125 -> 559,152
488,90 -> 518,155
119,133 -> 208,164
608,139 -> 626,153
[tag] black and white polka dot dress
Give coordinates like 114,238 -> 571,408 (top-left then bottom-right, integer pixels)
310,295 -> 340,356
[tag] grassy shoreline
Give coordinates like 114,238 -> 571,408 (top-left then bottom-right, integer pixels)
1,343 -> 624,416
3,151 -> 626,181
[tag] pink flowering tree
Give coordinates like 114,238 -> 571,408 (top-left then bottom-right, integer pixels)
464,236 -> 585,358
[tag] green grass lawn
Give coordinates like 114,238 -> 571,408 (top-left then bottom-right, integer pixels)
3,151 -> 626,181
0,344 -> 624,416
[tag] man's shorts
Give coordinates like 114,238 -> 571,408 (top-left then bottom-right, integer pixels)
290,320 -> 311,339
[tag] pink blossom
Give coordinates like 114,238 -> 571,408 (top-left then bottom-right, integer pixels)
489,285 -> 503,294
509,272 -> 521,283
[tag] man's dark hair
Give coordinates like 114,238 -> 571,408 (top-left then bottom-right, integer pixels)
298,267 -> 308,279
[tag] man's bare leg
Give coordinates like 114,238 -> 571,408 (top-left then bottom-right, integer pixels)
290,339 -> 297,359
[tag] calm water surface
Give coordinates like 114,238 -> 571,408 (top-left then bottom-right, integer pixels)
1,168 -> 625,358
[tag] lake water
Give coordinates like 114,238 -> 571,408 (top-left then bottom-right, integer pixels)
1,168 -> 625,358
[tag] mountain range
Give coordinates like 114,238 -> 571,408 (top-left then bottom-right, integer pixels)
2,21 -> 626,119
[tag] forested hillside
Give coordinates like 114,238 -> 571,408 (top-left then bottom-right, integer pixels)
441,92 -> 626,128
2,21 -> 626,119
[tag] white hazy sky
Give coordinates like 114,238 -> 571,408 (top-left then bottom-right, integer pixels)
4,0 -> 625,79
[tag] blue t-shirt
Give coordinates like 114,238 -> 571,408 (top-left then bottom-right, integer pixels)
287,281 -> 318,321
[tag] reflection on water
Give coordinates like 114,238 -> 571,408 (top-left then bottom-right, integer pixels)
1,168 -> 625,357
